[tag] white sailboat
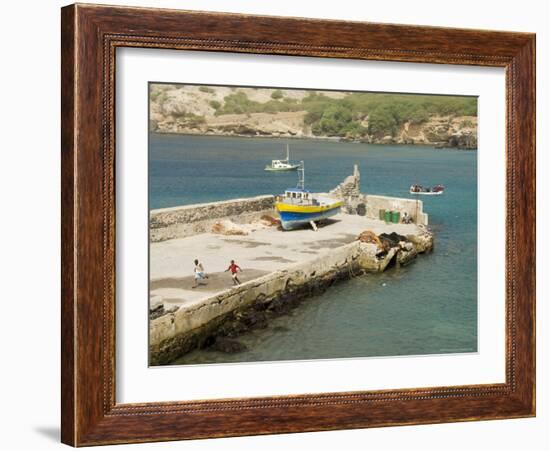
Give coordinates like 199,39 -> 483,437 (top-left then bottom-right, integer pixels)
264,144 -> 300,171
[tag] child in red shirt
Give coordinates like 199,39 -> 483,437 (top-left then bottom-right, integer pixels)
225,259 -> 242,285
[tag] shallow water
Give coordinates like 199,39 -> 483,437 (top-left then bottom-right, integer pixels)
149,134 -> 478,364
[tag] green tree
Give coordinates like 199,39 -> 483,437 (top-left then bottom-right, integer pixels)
209,100 -> 221,110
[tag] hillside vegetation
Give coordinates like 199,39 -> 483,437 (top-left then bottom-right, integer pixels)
150,84 -> 478,148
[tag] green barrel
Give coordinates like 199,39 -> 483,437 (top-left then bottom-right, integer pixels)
379,209 -> 386,220
384,210 -> 392,223
392,210 -> 401,223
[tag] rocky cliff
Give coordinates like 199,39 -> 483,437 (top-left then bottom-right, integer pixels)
150,84 -> 477,149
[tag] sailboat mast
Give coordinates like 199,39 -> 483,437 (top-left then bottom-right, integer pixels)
297,161 -> 305,190
286,144 -> 289,162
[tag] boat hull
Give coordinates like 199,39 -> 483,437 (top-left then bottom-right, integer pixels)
275,202 -> 343,230
409,190 -> 443,196
264,165 -> 300,171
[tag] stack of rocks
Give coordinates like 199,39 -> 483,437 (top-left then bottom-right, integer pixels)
329,165 -> 366,215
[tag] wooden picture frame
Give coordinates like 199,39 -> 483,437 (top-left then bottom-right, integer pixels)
61,3 -> 536,446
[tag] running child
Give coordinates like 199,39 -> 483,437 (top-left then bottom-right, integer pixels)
225,259 -> 242,285
192,259 -> 208,288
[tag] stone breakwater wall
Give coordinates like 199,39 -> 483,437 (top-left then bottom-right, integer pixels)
364,195 -> 429,226
149,169 -> 427,242
150,233 -> 433,365
327,166 -> 428,226
150,195 -> 275,242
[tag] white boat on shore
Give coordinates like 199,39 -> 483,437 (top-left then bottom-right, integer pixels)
264,144 -> 300,171
409,184 -> 445,196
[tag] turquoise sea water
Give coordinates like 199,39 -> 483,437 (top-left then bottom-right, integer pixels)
149,134 -> 478,364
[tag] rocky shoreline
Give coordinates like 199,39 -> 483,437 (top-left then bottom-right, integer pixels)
150,85 -> 478,149
152,130 -> 476,149
151,113 -> 477,149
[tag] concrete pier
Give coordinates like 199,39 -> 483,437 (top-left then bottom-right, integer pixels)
149,213 -> 433,365
149,168 -> 434,365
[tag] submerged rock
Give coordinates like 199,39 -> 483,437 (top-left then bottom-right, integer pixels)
241,310 -> 269,329
210,337 -> 248,353
406,230 -> 434,253
396,246 -> 418,266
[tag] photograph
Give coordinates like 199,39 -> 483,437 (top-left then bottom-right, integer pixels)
148,83 -> 479,366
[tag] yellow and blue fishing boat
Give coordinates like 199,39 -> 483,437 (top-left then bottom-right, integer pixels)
275,162 -> 343,231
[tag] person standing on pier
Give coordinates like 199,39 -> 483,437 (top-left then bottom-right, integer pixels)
192,259 -> 208,288
225,259 -> 242,285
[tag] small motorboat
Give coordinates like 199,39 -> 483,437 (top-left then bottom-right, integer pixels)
410,184 -> 445,195
264,144 -> 300,171
275,162 -> 343,230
